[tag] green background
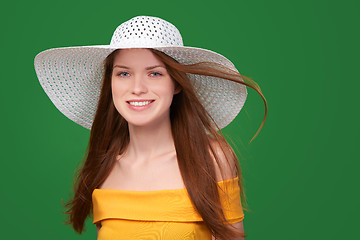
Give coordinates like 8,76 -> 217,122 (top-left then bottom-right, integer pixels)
1,0 -> 358,239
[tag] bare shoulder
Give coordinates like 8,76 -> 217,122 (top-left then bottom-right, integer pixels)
209,138 -> 238,182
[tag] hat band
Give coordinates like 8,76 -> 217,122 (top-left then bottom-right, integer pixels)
110,37 -> 183,49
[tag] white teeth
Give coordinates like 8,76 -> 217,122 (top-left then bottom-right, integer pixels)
129,101 -> 152,106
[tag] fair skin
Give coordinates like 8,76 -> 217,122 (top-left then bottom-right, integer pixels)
96,48 -> 244,239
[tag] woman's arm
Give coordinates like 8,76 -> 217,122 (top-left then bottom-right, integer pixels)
209,140 -> 245,239
211,221 -> 244,240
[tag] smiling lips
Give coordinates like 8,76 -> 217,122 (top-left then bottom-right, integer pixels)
127,100 -> 155,110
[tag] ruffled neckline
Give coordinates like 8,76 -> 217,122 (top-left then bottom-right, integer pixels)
92,177 -> 243,223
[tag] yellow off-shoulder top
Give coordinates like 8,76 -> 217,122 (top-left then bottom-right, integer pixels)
92,177 -> 244,240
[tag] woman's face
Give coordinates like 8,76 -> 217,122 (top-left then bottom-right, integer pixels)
111,48 -> 178,128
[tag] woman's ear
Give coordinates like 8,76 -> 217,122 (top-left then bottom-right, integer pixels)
174,82 -> 182,94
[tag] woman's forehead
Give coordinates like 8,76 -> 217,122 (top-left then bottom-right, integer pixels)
113,49 -> 166,69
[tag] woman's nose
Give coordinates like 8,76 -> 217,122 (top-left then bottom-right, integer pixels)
131,76 -> 148,95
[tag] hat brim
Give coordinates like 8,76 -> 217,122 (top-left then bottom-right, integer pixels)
34,45 -> 247,130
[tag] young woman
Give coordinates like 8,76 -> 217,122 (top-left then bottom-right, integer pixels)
35,16 -> 266,240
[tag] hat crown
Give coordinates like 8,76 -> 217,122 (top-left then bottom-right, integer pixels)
110,16 -> 184,48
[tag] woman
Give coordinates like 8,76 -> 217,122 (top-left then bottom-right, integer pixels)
35,16 -> 266,240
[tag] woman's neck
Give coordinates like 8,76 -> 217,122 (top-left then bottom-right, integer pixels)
125,117 -> 176,164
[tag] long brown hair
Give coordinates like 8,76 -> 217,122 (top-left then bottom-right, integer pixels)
63,48 -> 267,239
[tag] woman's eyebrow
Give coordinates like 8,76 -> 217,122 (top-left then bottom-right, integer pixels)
145,65 -> 166,70
113,65 -> 129,69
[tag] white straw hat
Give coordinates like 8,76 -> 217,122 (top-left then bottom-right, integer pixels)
34,16 -> 247,130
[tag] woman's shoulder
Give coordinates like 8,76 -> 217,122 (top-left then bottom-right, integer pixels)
208,137 -> 238,182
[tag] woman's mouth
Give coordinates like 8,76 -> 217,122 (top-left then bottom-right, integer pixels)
127,100 -> 155,110
128,100 -> 154,106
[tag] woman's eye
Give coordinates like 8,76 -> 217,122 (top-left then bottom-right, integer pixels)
149,72 -> 162,77
117,72 -> 130,77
